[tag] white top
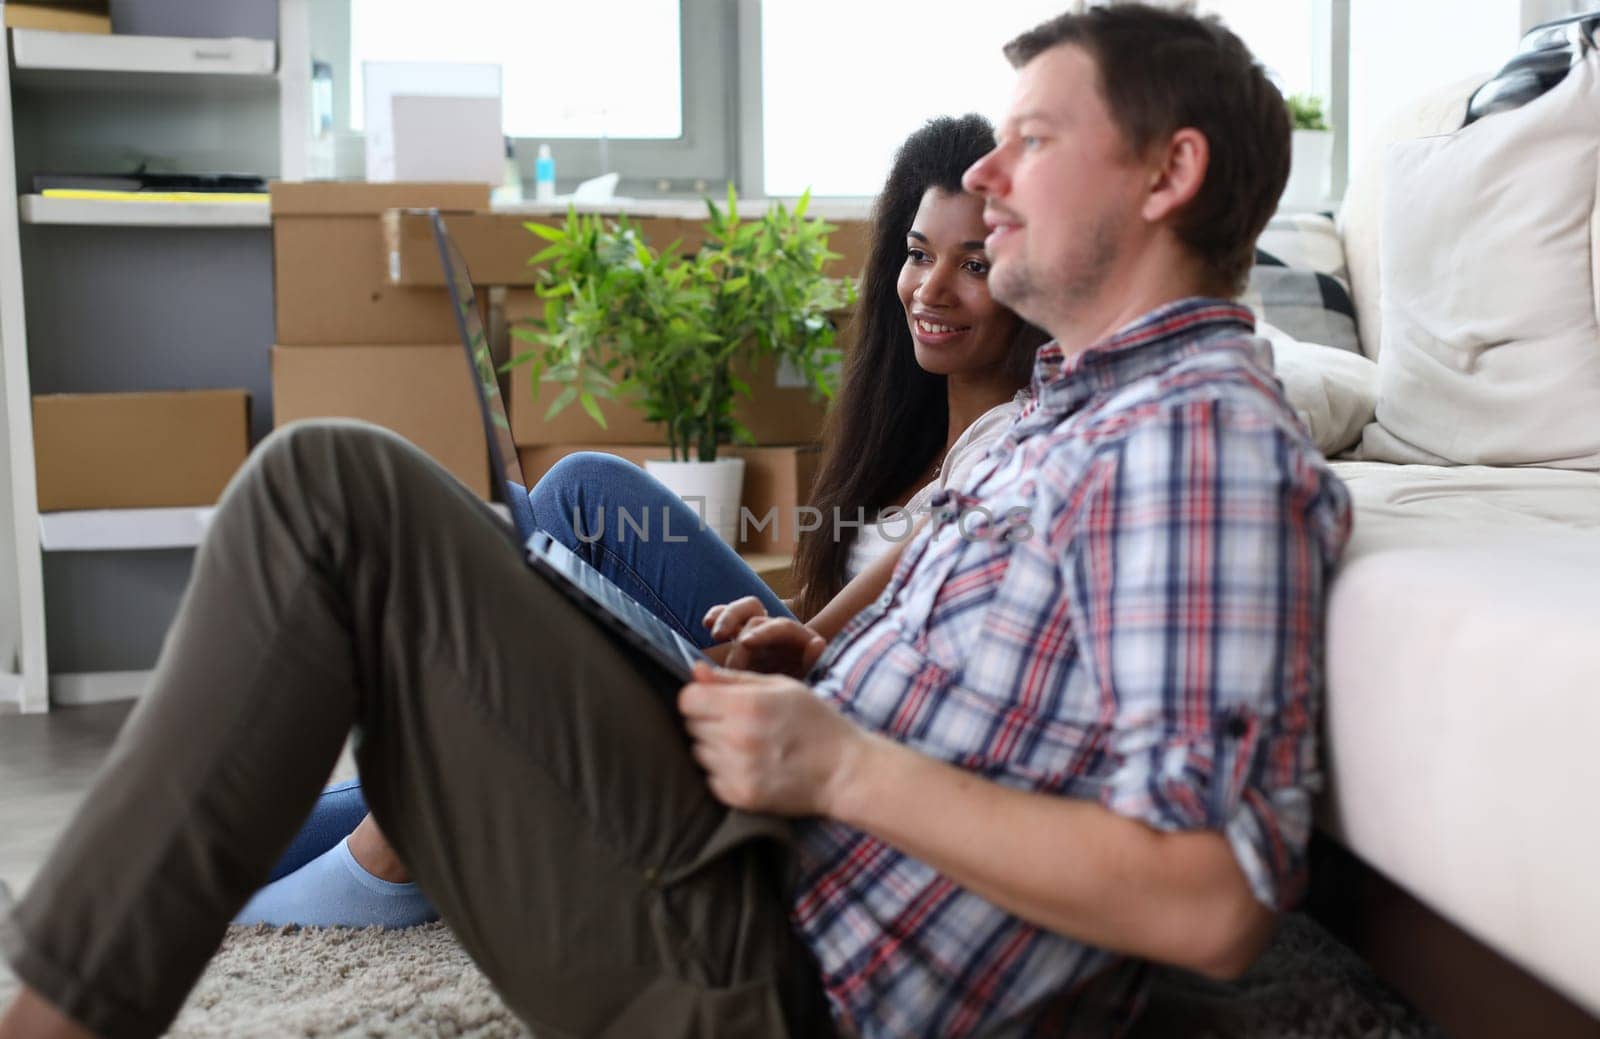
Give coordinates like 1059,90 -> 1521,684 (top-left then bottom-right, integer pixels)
845,393 -> 1027,579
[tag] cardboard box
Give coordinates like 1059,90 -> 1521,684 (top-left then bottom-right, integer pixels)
383,207 -> 865,288
383,210 -> 708,287
730,444 -> 822,554
503,290 -> 832,447
33,390 -> 249,511
272,344 -> 489,498
741,552 -> 797,600
735,352 -> 832,448
821,217 -> 871,279
515,443 -> 819,554
4,3 -> 111,33
271,182 -> 490,346
504,286 -> 659,445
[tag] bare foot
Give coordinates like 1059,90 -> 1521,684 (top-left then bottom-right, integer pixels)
0,986 -> 96,1039
346,813 -> 412,883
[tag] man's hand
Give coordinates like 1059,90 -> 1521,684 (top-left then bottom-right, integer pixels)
678,662 -> 869,816
702,597 -> 827,677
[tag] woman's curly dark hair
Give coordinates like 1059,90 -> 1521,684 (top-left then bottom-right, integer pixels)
792,114 -> 1045,619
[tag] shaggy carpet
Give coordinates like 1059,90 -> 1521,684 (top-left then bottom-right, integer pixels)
0,911 -> 1441,1037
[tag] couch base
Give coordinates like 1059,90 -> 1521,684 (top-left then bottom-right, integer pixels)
1307,835 -> 1600,1039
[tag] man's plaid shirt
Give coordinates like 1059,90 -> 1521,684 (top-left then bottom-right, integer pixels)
791,298 -> 1353,1037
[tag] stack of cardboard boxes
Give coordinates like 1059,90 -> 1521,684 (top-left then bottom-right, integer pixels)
269,182 -> 492,498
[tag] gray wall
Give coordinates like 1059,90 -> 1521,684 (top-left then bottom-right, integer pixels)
43,551 -> 193,673
21,226 -> 276,444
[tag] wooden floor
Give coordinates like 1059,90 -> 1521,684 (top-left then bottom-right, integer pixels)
0,700 -> 135,899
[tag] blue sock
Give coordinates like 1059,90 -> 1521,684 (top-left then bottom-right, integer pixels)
234,837 -> 438,929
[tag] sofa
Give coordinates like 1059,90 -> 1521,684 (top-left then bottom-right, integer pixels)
1256,52 -> 1600,1028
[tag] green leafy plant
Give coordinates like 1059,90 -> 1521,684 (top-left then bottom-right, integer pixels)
509,185 -> 855,462
1287,92 -> 1330,131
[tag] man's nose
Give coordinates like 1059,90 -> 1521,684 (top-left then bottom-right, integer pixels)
963,146 -> 1004,196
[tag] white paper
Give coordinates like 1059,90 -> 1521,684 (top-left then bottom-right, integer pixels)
363,61 -> 501,181
392,94 -> 504,184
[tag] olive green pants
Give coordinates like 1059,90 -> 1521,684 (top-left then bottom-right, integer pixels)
0,421 -> 829,1039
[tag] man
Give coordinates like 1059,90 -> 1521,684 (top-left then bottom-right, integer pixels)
1,6 -> 1349,1037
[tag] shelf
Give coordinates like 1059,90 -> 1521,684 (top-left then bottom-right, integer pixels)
39,507 -> 216,551
39,501 -> 515,552
9,28 -> 277,92
19,193 -> 270,227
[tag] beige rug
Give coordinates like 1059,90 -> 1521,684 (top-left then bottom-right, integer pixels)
172,923 -> 527,1038
1,914 -> 1440,1037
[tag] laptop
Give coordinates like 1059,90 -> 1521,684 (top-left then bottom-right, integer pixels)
429,209 -> 711,681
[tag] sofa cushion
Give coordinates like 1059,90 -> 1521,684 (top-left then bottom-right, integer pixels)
1257,212 -> 1350,284
1322,460 -> 1600,1016
1356,50 -> 1600,469
1244,213 -> 1362,355
1257,320 -> 1376,456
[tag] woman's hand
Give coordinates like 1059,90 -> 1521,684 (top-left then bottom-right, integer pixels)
703,597 -> 827,677
702,595 -> 770,641
678,662 -> 870,817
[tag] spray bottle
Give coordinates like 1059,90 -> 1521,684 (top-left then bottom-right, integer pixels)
534,143 -> 556,202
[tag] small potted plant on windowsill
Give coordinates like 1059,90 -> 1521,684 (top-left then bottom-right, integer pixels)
1284,92 -> 1333,209
509,186 -> 855,543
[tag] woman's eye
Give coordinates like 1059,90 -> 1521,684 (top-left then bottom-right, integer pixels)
964,259 -> 990,275
906,247 -> 930,263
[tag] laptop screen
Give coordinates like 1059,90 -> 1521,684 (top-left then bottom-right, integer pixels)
429,211 -> 537,540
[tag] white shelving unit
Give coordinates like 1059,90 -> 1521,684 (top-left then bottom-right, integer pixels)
37,507 -> 217,552
0,2 -> 310,713
10,27 -> 277,77
37,503 -> 511,553
19,194 -> 270,228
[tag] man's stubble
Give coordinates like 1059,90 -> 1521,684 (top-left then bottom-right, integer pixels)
990,210 -> 1123,336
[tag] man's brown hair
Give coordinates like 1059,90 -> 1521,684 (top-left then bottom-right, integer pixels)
1004,3 -> 1290,296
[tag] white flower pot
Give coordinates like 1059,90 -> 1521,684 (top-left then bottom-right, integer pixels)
1283,128 -> 1333,209
644,457 -> 746,546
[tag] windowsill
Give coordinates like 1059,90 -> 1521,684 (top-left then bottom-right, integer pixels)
490,196 -> 875,221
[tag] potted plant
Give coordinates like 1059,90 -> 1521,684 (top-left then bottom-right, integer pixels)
1283,92 -> 1333,208
509,186 -> 855,543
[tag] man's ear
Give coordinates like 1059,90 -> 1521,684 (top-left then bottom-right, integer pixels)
1141,127 -> 1209,223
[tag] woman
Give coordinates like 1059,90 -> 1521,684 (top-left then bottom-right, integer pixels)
236,113 -> 1048,928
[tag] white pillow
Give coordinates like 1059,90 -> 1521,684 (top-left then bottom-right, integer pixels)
1257,319 -> 1378,457
1357,51 -> 1600,469
1335,73 -> 1482,361
1258,212 -> 1350,284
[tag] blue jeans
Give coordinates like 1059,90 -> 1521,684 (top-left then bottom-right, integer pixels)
269,451 -> 796,876
530,452 -> 794,647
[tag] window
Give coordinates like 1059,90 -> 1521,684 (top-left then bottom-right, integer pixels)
759,0 -> 1068,197
348,0 -> 682,139
1346,0 -> 1520,166
1199,0 -> 1323,100
342,0 -> 730,195
759,1 -> 1333,198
